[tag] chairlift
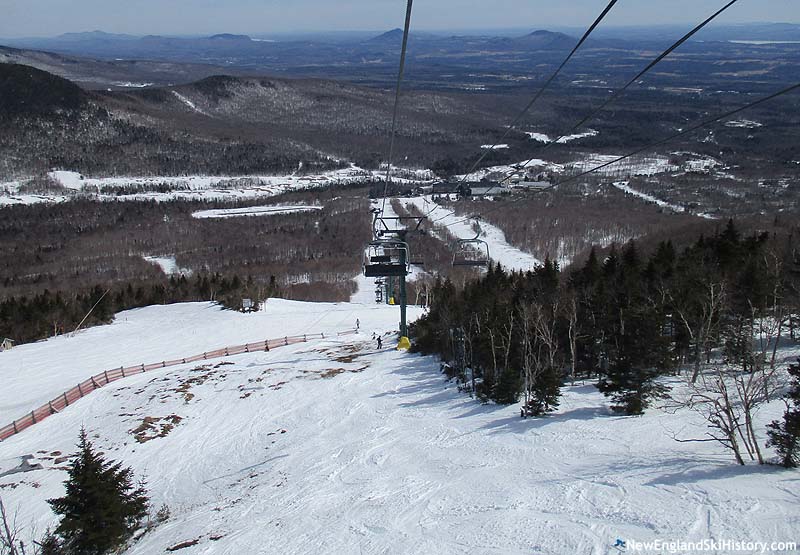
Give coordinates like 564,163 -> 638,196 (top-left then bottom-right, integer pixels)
452,222 -> 490,267
363,239 -> 409,278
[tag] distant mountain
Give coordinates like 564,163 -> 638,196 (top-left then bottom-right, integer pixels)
0,63 -> 87,117
57,30 -> 138,42
208,33 -> 252,41
1,25 -> 797,95
368,28 -> 405,43
511,30 -> 576,50
0,44 -> 253,90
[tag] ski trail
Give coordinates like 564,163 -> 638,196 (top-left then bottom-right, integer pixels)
171,91 -> 210,116
403,196 -> 541,272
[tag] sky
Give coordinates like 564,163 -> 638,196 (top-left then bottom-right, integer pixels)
0,0 -> 798,39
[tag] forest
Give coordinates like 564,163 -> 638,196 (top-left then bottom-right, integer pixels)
411,220 -> 800,464
0,188 -> 373,345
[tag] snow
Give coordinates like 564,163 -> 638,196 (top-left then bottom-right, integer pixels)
725,119 -> 763,129
403,196 -> 542,272
569,155 -> 678,177
143,256 -> 192,276
191,205 -> 323,219
113,82 -> 155,88
526,132 -> 550,143
526,129 -> 599,144
612,181 -> 681,211
0,300 -> 420,425
0,299 -> 797,554
48,170 -> 85,190
1,165 -> 428,207
480,144 -> 509,150
612,181 -> 717,220
458,158 -> 560,183
171,91 -> 209,116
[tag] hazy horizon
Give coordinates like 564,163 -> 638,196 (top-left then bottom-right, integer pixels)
3,22 -> 800,42
1,0 -> 798,40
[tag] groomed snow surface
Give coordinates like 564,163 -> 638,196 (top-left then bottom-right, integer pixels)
1,300 -> 798,555
403,197 -> 541,272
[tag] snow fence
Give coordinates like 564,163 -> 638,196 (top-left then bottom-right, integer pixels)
0,329 -> 359,442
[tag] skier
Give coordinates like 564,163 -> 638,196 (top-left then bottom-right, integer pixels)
377,336 -> 383,350
356,318 -> 360,330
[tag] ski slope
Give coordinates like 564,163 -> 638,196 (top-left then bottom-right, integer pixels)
0,166 -> 429,206
403,197 -> 542,272
0,299 -> 421,424
0,300 -> 797,554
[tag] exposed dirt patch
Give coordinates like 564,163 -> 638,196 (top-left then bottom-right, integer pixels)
174,367 -> 215,403
167,538 -> 200,551
320,368 -> 347,378
130,415 -> 183,443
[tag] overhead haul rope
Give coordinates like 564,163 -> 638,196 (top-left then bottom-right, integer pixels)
452,0 -> 621,190
380,0 -> 415,219
431,82 -> 800,229
494,0 -> 742,189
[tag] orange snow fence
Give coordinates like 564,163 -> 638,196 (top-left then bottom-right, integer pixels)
0,329 -> 358,442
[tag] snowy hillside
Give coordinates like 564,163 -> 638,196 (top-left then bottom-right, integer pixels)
0,300 -> 798,554
402,196 -> 542,272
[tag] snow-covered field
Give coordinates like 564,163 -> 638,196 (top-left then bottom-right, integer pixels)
0,300 -> 798,554
567,154 -> 679,177
527,129 -> 599,144
191,205 -> 323,219
0,166 -> 403,206
143,256 -> 193,276
480,144 -> 510,150
725,119 -> 763,129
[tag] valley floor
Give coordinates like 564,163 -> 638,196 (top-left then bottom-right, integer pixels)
0,300 -> 798,554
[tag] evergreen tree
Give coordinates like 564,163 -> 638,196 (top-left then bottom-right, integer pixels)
38,532 -> 64,555
595,240 -> 670,414
493,365 -> 521,405
47,429 -> 149,555
525,364 -> 561,416
766,359 -> 800,468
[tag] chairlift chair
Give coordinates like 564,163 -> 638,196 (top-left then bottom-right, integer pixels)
452,222 -> 490,267
452,239 -> 490,267
363,239 -> 410,278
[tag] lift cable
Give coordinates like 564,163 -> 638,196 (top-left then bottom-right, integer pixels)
469,0 -> 742,202
492,0 -> 742,190
430,81 -> 800,229
452,0 -> 621,191
380,0 -> 415,219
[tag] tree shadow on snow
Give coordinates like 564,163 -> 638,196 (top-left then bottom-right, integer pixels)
479,405 -> 617,435
370,356 -> 493,414
645,460 -> 793,486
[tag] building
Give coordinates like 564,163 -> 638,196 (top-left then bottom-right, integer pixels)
515,180 -> 552,191
0,338 -> 14,352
